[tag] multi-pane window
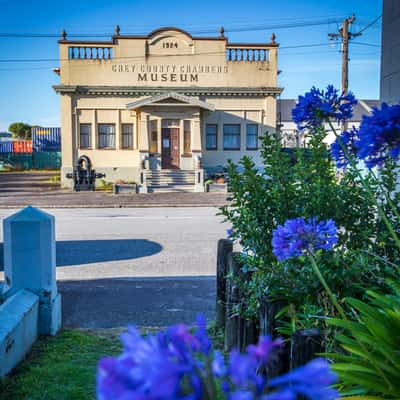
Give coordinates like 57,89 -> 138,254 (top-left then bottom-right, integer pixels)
150,120 -> 158,153
246,124 -> 258,150
183,120 -> 191,154
79,124 -> 91,149
121,124 -> 133,149
98,124 -> 116,149
223,124 -> 241,150
206,124 -> 218,150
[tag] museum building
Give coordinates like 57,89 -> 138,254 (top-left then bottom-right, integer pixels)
54,26 -> 282,190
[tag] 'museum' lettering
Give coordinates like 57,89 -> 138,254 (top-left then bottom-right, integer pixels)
137,73 -> 199,82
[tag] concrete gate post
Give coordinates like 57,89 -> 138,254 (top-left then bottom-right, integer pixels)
2,206 -> 61,335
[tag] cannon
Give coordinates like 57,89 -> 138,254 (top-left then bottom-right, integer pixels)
66,155 -> 105,191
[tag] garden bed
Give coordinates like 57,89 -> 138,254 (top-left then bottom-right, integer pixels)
113,183 -> 137,194
206,182 -> 228,193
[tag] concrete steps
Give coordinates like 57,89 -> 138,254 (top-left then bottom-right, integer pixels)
148,170 -> 195,192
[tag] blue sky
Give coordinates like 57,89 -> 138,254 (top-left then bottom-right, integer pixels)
0,0 -> 382,131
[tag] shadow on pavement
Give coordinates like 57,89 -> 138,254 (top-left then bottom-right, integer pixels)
59,276 -> 216,328
0,239 -> 163,270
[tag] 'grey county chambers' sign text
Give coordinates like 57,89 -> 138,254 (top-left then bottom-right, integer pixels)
111,64 -> 228,82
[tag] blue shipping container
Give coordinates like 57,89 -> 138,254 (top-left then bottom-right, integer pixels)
0,141 -> 13,153
32,127 -> 61,152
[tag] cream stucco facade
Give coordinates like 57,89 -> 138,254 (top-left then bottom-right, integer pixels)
54,27 -> 282,189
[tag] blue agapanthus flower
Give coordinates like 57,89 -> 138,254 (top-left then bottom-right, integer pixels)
97,316 -> 338,400
330,126 -> 359,168
272,218 -> 338,261
355,102 -> 400,168
292,85 -> 357,130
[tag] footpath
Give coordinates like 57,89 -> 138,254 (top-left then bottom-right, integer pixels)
0,172 -> 229,208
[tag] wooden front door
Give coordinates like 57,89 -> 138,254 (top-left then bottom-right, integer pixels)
161,128 -> 180,169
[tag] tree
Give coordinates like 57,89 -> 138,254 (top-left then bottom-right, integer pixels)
8,122 -> 32,139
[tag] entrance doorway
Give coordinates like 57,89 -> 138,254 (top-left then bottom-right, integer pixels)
161,119 -> 180,169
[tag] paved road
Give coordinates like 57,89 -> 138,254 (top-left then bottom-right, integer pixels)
0,207 -> 229,327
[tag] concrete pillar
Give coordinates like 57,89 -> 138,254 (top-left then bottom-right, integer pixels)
194,167 -> 205,192
2,206 -> 62,336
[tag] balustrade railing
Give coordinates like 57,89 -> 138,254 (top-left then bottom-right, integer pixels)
68,47 -> 113,60
226,48 -> 269,62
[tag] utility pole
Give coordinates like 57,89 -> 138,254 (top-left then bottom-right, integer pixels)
329,14 -> 362,95
329,15 -> 361,129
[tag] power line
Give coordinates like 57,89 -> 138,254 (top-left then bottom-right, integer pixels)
352,41 -> 380,48
0,43 -> 336,63
357,14 -> 382,34
0,40 -> 380,64
0,17 -> 346,39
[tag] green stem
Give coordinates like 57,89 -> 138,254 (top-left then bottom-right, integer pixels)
367,167 -> 400,221
327,120 -> 400,252
202,358 -> 218,400
308,254 -> 347,320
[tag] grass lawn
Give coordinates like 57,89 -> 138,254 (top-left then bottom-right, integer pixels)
0,326 -> 224,400
0,329 -> 122,400
0,326 -> 223,400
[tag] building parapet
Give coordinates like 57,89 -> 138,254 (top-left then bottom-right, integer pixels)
59,27 -> 278,64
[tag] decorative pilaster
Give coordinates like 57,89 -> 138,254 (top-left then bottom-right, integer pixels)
92,109 -> 97,149
116,109 -> 121,149
60,94 -> 74,168
157,118 -> 162,154
138,111 -> 150,151
192,115 -> 202,153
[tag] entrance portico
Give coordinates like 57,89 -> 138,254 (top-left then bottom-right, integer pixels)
126,92 -> 215,171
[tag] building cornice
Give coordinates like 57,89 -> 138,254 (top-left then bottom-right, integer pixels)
53,85 -> 283,97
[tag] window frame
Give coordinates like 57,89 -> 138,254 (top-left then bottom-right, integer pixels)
246,123 -> 258,150
97,123 -> 116,149
223,124 -> 241,151
79,123 -> 91,149
205,124 -> 218,151
121,123 -> 134,149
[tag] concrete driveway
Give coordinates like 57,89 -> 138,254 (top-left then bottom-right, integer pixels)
0,207 -> 229,327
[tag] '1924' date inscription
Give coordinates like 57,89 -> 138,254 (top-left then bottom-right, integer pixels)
162,42 -> 178,49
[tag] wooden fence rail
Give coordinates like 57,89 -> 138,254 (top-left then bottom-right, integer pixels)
216,238 -> 325,371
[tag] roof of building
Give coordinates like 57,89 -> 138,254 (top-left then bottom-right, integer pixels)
126,91 -> 216,111
278,99 -> 381,123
